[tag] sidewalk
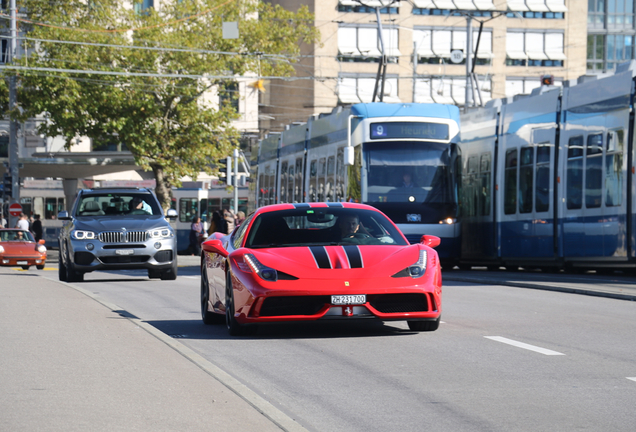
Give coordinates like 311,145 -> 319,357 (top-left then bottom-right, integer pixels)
0,267 -> 296,432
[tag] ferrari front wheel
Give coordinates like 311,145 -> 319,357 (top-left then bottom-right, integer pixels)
225,272 -> 256,336
407,317 -> 440,332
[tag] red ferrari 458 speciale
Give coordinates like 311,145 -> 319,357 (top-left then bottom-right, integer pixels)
200,203 -> 442,336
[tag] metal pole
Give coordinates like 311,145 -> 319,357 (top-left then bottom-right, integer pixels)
233,148 -> 239,214
464,16 -> 473,113
413,41 -> 418,103
8,0 -> 19,228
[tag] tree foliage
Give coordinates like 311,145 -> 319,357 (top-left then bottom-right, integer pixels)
7,0 -> 318,209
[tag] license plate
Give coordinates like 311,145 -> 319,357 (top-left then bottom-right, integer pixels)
331,294 -> 366,305
115,249 -> 134,255
17,261 -> 28,265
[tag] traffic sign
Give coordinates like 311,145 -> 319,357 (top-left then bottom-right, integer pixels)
9,202 -> 22,217
450,50 -> 464,64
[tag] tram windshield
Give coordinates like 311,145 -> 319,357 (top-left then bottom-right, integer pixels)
365,141 -> 453,204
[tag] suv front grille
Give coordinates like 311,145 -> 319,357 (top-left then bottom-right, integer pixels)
98,230 -> 148,243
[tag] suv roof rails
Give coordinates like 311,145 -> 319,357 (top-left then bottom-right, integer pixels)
84,187 -> 144,191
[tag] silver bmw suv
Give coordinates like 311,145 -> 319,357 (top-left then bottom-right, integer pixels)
58,188 -> 178,282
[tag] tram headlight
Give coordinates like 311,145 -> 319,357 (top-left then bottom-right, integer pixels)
439,217 -> 457,225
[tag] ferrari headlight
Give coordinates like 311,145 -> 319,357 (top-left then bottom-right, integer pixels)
243,253 -> 278,282
0,245 -> 4,253
149,228 -> 173,239
37,245 -> 47,253
71,230 -> 96,240
392,250 -> 427,279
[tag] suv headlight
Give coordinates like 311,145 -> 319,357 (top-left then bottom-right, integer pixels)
71,230 -> 96,240
149,228 -> 173,239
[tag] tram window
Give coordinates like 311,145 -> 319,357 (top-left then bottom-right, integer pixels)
336,148 -> 345,202
295,158 -> 303,203
45,197 -> 58,219
20,197 -> 32,218
504,149 -> 518,214
480,153 -> 491,216
318,158 -> 326,202
326,156 -> 335,202
309,160 -> 317,202
586,133 -> 603,208
280,162 -> 288,203
519,147 -> 533,214
258,174 -> 265,206
535,145 -> 550,212
58,198 -> 65,215
605,130 -> 623,207
465,156 -> 478,217
267,167 -> 276,204
566,136 -> 583,209
179,198 -> 198,222
287,164 -> 295,204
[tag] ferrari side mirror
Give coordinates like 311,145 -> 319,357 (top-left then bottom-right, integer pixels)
421,235 -> 441,248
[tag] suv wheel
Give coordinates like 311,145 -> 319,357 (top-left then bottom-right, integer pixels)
65,248 -> 84,282
160,260 -> 178,280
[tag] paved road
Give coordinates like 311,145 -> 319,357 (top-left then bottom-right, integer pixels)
10,257 -> 633,432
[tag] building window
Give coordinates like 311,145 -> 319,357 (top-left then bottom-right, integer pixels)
338,76 -> 400,104
414,27 -> 493,65
219,81 -> 239,113
506,31 -> 566,67
337,26 -> 400,62
415,76 -> 491,105
134,0 -> 154,13
587,33 -> 635,72
338,0 -> 399,14
412,0 -> 495,15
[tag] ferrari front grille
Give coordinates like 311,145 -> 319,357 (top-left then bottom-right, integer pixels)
259,296 -> 330,317
98,231 -> 148,243
367,293 -> 429,313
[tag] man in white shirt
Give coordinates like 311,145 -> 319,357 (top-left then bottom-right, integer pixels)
16,213 -> 29,231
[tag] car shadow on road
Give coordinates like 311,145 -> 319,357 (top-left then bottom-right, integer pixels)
145,318 -> 422,340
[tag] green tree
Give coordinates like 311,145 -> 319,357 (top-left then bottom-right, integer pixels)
7,0 -> 318,209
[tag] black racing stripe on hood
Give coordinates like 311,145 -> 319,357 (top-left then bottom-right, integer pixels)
293,203 -> 310,209
343,245 -> 363,268
309,246 -> 331,269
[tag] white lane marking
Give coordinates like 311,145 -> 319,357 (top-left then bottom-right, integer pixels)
485,336 -> 565,356
627,377 -> 636,383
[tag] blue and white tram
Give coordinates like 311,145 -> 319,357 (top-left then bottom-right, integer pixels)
12,180 -> 67,248
459,61 -> 636,271
171,185 -> 248,252
252,102 -> 462,265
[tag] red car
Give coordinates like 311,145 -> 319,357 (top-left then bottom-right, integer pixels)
0,229 -> 47,270
200,203 -> 442,336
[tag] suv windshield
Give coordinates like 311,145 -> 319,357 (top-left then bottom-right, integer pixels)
75,193 -> 161,217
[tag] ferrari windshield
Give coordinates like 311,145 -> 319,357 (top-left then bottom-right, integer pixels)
245,208 -> 408,248
75,193 -> 161,216
365,141 -> 454,204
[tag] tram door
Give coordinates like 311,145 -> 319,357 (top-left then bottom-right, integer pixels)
562,128 -> 627,259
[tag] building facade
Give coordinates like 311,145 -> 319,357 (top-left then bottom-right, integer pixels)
261,0 -> 586,132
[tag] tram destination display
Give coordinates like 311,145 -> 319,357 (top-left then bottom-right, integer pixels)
370,122 -> 449,140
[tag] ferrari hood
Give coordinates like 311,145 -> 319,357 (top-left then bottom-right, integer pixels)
247,245 -> 421,278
